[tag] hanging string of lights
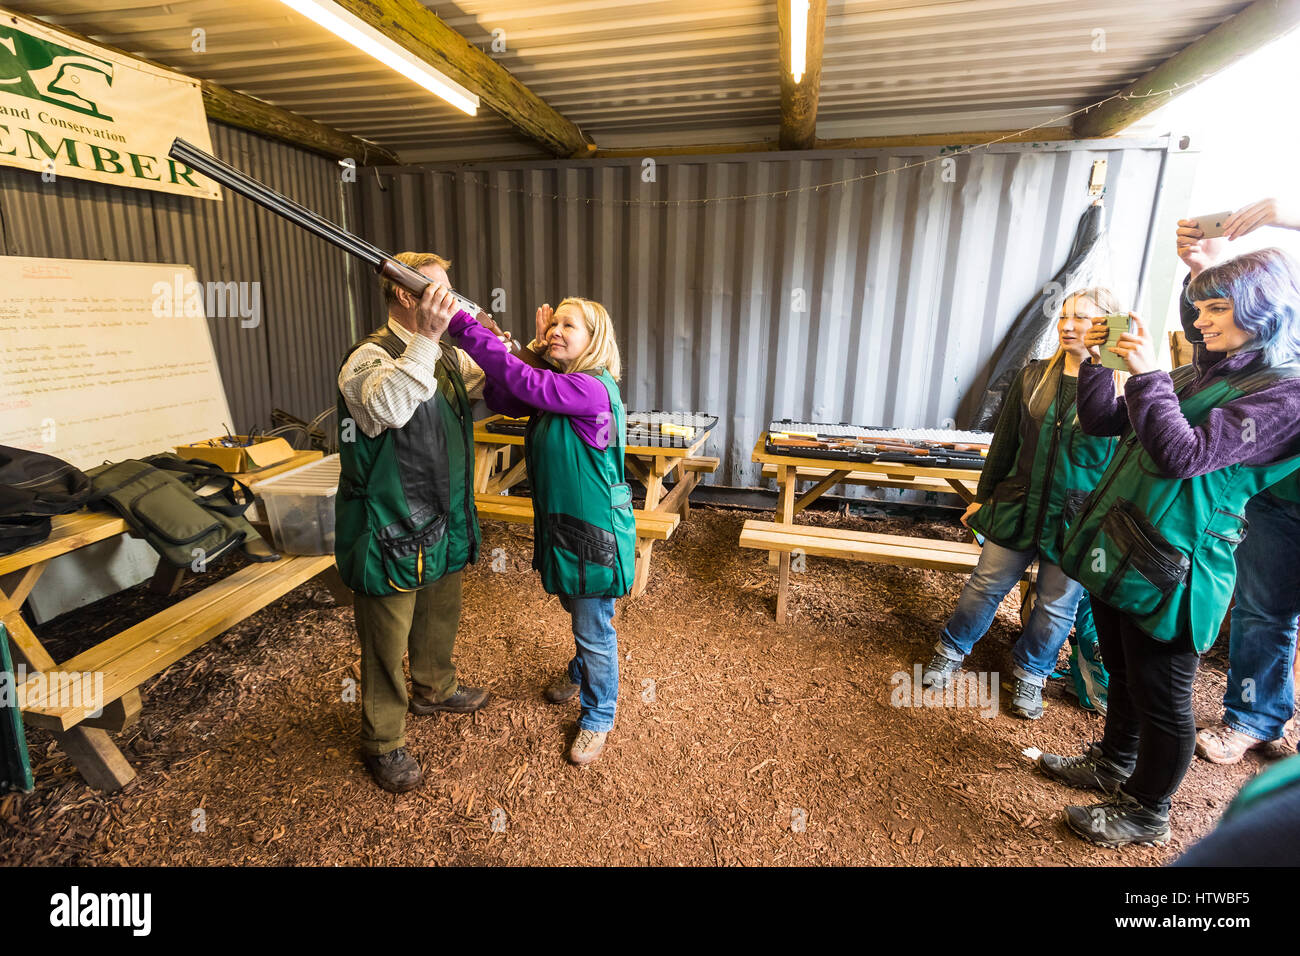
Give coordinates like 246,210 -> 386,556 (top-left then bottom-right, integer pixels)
422,82 -> 1198,209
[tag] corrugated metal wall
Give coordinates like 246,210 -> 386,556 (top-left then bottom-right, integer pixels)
0,122 -> 359,434
359,138 -> 1176,488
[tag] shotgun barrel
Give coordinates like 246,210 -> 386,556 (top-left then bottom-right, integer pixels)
167,137 -> 507,341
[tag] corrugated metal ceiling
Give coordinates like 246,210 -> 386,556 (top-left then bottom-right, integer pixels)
8,0 -> 1252,161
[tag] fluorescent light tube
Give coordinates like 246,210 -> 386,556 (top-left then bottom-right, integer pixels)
278,0 -> 479,115
790,0 -> 809,84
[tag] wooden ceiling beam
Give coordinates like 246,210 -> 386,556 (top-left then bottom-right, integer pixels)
1073,0 -> 1300,138
330,0 -> 594,157
592,127 -> 1079,159
778,0 -> 827,150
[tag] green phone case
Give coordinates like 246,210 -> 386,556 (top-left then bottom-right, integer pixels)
1100,314 -> 1132,371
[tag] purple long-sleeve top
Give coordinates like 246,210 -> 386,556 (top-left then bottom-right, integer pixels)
1075,349 -> 1300,478
447,310 -> 613,450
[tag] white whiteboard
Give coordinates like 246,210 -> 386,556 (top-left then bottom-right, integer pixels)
0,256 -> 233,469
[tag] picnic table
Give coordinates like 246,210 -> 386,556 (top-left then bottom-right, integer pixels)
0,450 -> 345,791
472,413 -> 719,596
739,434 -> 1032,624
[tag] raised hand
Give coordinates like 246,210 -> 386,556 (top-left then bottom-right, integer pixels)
1111,312 -> 1156,375
1176,220 -> 1227,278
416,283 -> 459,340
1084,316 -> 1109,361
534,303 -> 555,350
1223,197 -> 1300,239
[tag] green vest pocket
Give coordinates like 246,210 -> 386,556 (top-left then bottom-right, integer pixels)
547,512 -> 618,597
1094,500 -> 1190,616
378,511 -> 449,591
974,478 -> 1028,544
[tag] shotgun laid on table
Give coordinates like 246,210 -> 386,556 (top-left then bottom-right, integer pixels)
168,138 -> 548,367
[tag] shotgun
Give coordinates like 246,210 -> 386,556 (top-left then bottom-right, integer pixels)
167,138 -> 548,365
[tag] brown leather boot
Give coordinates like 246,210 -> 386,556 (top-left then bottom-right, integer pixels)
362,747 -> 423,793
409,684 -> 490,715
568,728 -> 608,766
1195,723 -> 1279,765
543,676 -> 580,704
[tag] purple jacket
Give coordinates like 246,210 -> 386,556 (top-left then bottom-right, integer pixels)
447,310 -> 613,450
1076,349 -> 1300,477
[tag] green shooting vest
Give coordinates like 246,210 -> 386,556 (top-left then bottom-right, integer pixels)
334,328 -> 480,597
1059,359 -> 1300,653
523,369 -> 636,598
969,360 -> 1117,565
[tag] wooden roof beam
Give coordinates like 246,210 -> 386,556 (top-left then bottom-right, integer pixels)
330,0 -> 594,157
778,0 -> 827,150
1074,0 -> 1300,138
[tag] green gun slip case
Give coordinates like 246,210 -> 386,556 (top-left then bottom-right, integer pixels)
1,623 -> 34,793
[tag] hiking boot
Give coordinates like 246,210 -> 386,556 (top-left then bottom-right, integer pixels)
1008,677 -> 1044,720
568,728 -> 608,766
1038,743 -> 1130,794
409,684 -> 491,715
1064,792 -> 1171,848
921,649 -> 963,688
1195,723 -> 1281,765
362,747 -> 423,793
543,676 -> 580,704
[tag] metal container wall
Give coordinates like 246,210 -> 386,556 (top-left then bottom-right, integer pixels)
0,123 -> 360,434
359,138 -> 1172,488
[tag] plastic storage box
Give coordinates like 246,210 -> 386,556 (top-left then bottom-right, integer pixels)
255,454 -> 340,555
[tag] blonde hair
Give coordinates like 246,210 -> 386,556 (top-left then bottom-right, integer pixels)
554,296 -> 622,381
381,251 -> 451,308
1028,287 -> 1129,419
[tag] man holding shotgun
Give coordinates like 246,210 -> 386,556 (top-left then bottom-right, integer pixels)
335,251 -> 495,793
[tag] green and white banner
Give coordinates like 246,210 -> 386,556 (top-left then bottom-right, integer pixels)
0,8 -> 219,199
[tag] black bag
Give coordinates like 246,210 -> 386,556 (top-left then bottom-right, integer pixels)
0,445 -> 97,557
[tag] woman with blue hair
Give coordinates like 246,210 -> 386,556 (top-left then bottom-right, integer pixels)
1036,247 -> 1300,848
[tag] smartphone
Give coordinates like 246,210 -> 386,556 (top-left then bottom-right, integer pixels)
1099,313 -> 1133,371
1190,210 -> 1235,239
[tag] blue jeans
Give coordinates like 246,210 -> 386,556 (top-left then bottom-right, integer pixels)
558,595 -> 619,732
1224,492 -> 1300,742
937,539 -> 1083,684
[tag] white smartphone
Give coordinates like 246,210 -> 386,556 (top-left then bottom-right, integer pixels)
1190,210 -> 1235,240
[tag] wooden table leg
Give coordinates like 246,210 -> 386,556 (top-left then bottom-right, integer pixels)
774,463 -> 796,624
0,563 -> 46,608
316,563 -> 354,607
1,590 -> 136,792
473,445 -> 498,494
946,478 -> 977,503
643,457 -> 666,510
487,457 -> 528,496
630,538 -> 654,597
148,561 -> 187,596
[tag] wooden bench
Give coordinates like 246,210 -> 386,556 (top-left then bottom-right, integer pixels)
17,553 -> 335,732
474,493 -> 681,599
1,455 -> 343,790
739,519 -> 1035,622
740,519 -> 989,572
474,494 -> 680,540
